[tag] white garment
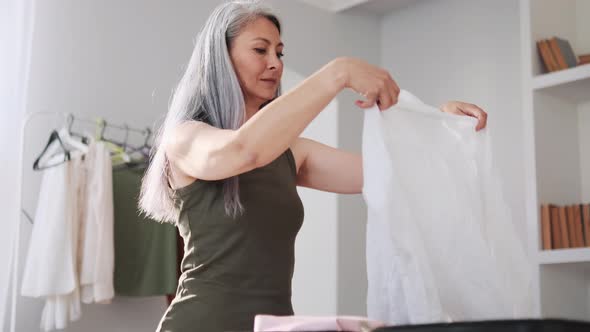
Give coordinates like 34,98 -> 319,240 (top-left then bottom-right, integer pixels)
21,140 -> 115,330
362,90 -> 534,325
79,141 -> 115,304
21,154 -> 85,331
254,315 -> 385,332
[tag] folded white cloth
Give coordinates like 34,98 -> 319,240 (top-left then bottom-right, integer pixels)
254,315 -> 385,332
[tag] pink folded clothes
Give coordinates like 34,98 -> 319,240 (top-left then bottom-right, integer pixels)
253,315 -> 386,332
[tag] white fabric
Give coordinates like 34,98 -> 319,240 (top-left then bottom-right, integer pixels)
21,154 -> 84,330
20,140 -> 115,330
362,90 -> 534,325
254,315 -> 385,332
79,141 -> 115,304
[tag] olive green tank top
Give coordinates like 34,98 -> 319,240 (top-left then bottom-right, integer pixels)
156,148 -> 304,332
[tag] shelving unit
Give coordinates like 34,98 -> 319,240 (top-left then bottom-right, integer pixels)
521,0 -> 590,321
532,63 -> 590,102
539,247 -> 590,265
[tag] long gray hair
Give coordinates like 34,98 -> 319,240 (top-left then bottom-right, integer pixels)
139,0 -> 282,224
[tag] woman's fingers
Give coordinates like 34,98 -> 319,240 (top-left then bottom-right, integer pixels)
378,73 -> 399,111
377,82 -> 393,111
386,72 -> 400,102
357,90 -> 378,109
344,58 -> 399,111
356,99 -> 376,109
360,75 -> 399,111
459,103 -> 488,131
387,75 -> 400,107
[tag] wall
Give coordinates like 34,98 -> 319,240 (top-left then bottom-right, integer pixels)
380,0 -> 527,240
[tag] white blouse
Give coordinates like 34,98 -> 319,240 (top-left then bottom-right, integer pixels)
362,90 -> 534,324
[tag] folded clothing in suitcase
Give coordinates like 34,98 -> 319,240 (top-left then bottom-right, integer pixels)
373,319 -> 590,332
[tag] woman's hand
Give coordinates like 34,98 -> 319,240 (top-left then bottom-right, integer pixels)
332,57 -> 400,111
440,101 -> 488,131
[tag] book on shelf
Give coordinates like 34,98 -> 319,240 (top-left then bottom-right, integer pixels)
558,206 -> 570,248
548,37 -> 569,70
541,204 -> 552,249
540,203 -> 590,250
550,205 -> 562,249
536,36 -> 580,73
579,54 -> 590,65
584,204 -> 590,246
573,205 -> 584,247
537,39 -> 558,72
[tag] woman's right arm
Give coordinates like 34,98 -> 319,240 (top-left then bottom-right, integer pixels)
164,57 -> 399,182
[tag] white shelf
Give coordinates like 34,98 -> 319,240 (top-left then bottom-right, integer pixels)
532,64 -> 590,102
538,247 -> 590,265
522,0 -> 590,320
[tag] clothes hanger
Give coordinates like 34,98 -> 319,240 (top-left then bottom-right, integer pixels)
122,124 -> 130,151
33,114 -> 91,170
66,113 -> 90,145
114,124 -> 142,170
126,127 -> 152,160
140,127 -> 152,159
32,130 -> 71,171
113,127 -> 152,171
95,118 -> 131,165
57,119 -> 89,154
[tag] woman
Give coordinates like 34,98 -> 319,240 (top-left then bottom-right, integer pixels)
139,1 -> 487,331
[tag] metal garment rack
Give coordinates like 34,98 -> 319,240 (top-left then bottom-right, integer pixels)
9,111 -> 149,332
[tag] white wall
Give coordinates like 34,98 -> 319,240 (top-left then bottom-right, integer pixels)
282,68 -> 340,315
380,0 -> 527,240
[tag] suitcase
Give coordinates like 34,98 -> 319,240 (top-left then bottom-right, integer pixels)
373,319 -> 590,332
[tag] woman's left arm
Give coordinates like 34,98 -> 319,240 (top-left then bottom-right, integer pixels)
291,137 -> 363,194
291,101 -> 487,194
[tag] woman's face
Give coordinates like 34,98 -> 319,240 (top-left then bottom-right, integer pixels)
229,17 -> 284,108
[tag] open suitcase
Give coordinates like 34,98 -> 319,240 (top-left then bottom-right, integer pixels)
373,319 -> 590,332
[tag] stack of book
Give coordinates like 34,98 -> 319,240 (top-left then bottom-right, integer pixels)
536,36 -> 589,73
540,204 -> 590,250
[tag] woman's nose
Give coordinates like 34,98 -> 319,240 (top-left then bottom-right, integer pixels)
268,55 -> 281,70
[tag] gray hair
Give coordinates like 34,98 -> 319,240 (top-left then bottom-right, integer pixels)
139,0 -> 282,224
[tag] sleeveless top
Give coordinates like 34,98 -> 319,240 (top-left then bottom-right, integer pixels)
156,148 -> 304,332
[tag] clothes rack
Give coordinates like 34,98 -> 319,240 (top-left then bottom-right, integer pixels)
20,113 -> 150,224
9,111 -> 151,332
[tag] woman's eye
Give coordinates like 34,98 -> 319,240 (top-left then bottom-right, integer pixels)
254,48 -> 284,59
